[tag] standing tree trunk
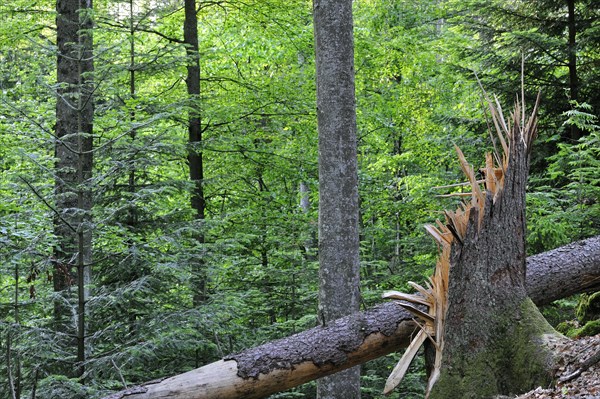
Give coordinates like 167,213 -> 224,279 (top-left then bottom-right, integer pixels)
429,95 -> 559,398
54,0 -> 94,378
313,0 -> 361,397
127,0 -> 138,229
567,0 -> 579,140
299,180 -> 316,261
184,0 -> 208,306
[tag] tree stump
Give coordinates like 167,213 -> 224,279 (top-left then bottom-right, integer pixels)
430,94 -> 563,398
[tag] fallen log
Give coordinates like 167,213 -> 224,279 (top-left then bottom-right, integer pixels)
104,235 -> 600,399
526,235 -> 600,305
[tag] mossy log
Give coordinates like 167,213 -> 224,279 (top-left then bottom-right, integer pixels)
103,235 -> 600,399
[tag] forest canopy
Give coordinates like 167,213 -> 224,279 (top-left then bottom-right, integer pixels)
0,0 -> 598,398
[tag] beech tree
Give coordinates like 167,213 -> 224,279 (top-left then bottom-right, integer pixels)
313,0 -> 361,397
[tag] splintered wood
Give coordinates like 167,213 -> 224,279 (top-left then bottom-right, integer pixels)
382,91 -> 540,397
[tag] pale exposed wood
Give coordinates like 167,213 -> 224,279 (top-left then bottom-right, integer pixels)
382,291 -> 430,306
104,304 -> 418,399
383,329 -> 428,395
107,329 -> 415,399
385,94 -> 525,395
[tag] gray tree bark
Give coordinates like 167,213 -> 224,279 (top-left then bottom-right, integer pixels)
429,98 -> 555,398
526,234 -> 600,306
313,0 -> 361,397
54,0 -> 94,378
126,0 -> 138,230
101,234 -> 600,399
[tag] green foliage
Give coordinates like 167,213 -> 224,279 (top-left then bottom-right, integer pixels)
360,353 -> 426,399
576,292 -> 600,323
574,320 -> 600,337
444,0 -> 600,173
37,375 -> 94,399
527,103 -> 600,253
540,297 -> 578,327
557,319 -> 600,338
0,0 -> 598,397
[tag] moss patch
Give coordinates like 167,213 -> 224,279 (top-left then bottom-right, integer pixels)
556,320 -> 579,336
576,292 -> 600,323
502,299 -> 556,392
431,355 -> 498,399
429,299 -> 557,399
575,319 -> 600,337
557,319 -> 600,338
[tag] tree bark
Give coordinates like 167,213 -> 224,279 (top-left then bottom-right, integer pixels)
126,0 -> 138,229
526,234 -> 600,306
184,0 -> 208,306
567,0 -> 579,140
102,235 -> 600,399
429,97 -> 555,398
54,0 -> 94,378
313,0 -> 361,397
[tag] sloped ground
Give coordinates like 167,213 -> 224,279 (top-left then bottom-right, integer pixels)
516,333 -> 600,398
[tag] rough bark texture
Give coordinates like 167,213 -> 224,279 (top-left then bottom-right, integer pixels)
429,103 -> 556,398
526,234 -> 600,306
103,303 -> 417,399
55,0 -> 79,324
226,303 -> 414,379
54,0 -> 94,377
184,0 -> 208,306
101,237 -> 600,399
313,0 -> 361,397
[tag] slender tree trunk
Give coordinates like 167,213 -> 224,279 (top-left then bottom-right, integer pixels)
54,0 -> 94,378
6,333 -> 18,399
429,97 -> 558,398
184,0 -> 207,306
127,0 -> 138,229
313,0 -> 361,397
567,0 -> 579,140
7,264 -> 20,399
124,0 -> 141,336
55,0 -> 79,331
77,0 -> 93,380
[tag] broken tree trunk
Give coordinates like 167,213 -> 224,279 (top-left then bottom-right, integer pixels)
103,235 -> 600,399
428,93 -> 559,398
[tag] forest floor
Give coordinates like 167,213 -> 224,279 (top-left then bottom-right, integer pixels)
515,333 -> 600,398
